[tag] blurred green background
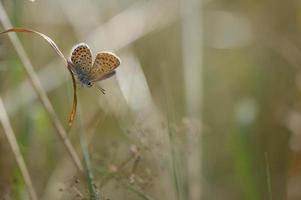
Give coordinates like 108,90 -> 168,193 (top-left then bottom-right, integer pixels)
0,0 -> 300,199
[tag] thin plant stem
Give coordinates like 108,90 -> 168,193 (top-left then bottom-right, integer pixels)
0,2 -> 83,171
161,67 -> 185,200
180,0 -> 203,198
98,152 -> 135,189
77,95 -> 99,200
0,97 -> 38,200
125,184 -> 155,200
265,152 -> 273,200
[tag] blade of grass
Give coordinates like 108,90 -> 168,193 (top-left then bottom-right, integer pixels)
0,2 -> 83,171
160,58 -> 188,200
125,184 -> 155,200
180,0 -> 203,198
161,73 -> 186,200
77,95 -> 99,200
265,152 -> 273,200
0,97 -> 38,200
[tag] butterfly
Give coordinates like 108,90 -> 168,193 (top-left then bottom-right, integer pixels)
68,43 -> 121,93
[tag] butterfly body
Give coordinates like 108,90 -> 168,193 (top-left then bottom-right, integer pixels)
72,65 -> 93,87
69,43 -> 120,88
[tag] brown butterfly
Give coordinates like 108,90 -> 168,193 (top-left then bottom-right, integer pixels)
68,43 -> 121,93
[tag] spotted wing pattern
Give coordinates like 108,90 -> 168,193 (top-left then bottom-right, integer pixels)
90,51 -> 121,82
70,43 -> 92,73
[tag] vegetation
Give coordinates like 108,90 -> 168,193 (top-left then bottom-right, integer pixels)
0,0 -> 299,199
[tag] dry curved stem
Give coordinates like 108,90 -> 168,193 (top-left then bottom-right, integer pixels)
1,28 -> 67,64
0,3 -> 83,171
0,28 -> 77,128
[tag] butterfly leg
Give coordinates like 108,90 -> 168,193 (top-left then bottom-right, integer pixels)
98,87 -> 106,94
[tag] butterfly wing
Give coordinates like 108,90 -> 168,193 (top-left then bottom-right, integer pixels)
90,52 -> 121,82
70,43 -> 92,74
